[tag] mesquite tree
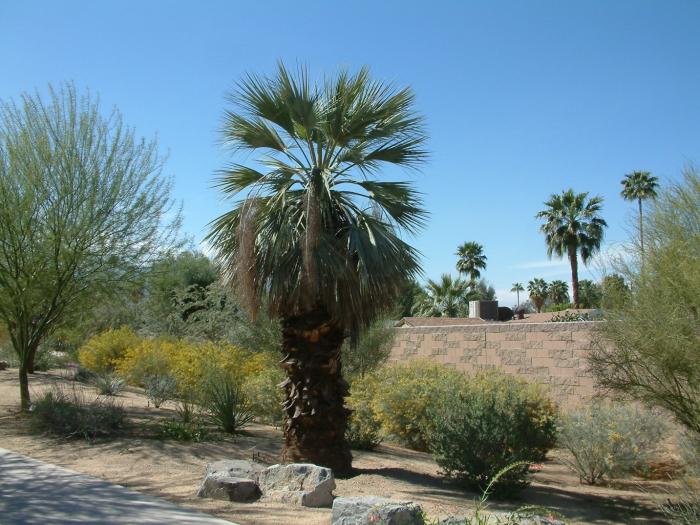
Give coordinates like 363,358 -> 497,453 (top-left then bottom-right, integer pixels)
0,84 -> 179,410
208,64 -> 427,474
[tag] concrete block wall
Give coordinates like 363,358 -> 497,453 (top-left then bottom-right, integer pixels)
389,321 -> 601,407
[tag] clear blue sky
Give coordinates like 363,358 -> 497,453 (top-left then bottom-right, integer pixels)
2,0 -> 699,306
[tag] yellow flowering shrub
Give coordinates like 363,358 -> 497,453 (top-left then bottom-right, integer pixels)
346,372 -> 383,449
78,326 -> 141,373
243,355 -> 285,426
370,360 -> 467,451
116,338 -> 175,385
116,337 -> 266,398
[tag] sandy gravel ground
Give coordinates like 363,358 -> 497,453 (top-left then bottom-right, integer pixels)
0,369 -> 672,525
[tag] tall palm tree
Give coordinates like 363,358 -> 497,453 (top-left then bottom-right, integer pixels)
510,282 -> 524,308
527,278 -> 549,313
415,274 -> 470,317
455,242 -> 487,281
548,279 -> 570,305
207,64 -> 427,474
536,190 -> 607,308
621,170 -> 658,256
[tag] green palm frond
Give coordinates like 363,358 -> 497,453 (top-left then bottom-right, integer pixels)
207,64 -> 428,331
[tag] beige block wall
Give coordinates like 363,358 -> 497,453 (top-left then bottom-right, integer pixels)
389,322 -> 601,407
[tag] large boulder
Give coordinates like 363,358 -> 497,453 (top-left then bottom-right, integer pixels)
332,496 -> 424,525
196,476 -> 260,502
196,460 -> 264,502
258,463 -> 335,508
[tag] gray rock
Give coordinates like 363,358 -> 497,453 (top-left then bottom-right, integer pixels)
196,476 -> 260,502
332,496 -> 424,525
197,460 -> 264,502
258,463 -> 335,508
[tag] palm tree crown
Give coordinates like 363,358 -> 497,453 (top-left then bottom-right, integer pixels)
536,189 -> 607,307
415,274 -> 469,317
208,64 -> 428,333
455,241 -> 487,281
528,278 -> 549,313
548,279 -> 570,305
621,170 -> 658,202
621,170 -> 658,255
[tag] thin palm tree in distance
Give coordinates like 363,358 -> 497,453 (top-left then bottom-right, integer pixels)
536,189 -> 607,308
207,64 -> 427,474
456,241 -> 487,281
511,282 -> 524,309
621,170 -> 658,256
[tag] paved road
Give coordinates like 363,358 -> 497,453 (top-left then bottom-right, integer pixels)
0,448 -> 237,525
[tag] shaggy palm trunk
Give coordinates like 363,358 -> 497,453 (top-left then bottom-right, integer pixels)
569,246 -> 579,308
279,308 -> 352,475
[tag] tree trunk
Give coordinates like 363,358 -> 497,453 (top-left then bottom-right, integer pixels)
569,246 -> 580,308
279,308 -> 353,476
19,361 -> 30,411
638,198 -> 644,257
27,344 -> 37,374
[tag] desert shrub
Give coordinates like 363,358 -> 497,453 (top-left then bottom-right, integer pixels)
342,320 -> 395,381
244,359 -> 285,426
371,360 -> 467,451
201,371 -> 254,434
346,373 -> 383,450
30,387 -> 125,439
659,432 -> 700,523
544,302 -> 573,312
428,372 -> 558,494
558,402 -> 666,485
550,311 -> 597,322
144,375 -> 177,408
78,326 -> 141,374
157,419 -> 210,442
93,372 -> 126,396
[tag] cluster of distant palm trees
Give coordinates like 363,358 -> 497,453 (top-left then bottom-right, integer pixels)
411,241 -> 493,317
513,170 -> 658,312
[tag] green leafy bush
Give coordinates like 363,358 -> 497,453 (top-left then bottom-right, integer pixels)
428,372 -> 558,494
157,419 -> 210,442
550,311 -> 597,322
544,302 -> 573,312
346,374 -> 383,450
558,402 -> 666,485
30,387 -> 125,440
93,372 -> 126,396
144,375 -> 177,408
201,372 -> 254,434
371,360 -> 467,451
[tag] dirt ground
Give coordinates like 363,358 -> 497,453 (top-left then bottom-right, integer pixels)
0,369 -> 674,525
